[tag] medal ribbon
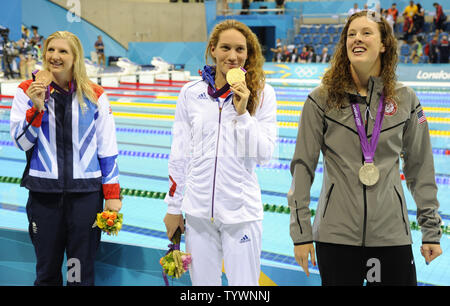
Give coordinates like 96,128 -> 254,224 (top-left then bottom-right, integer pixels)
350,94 -> 385,163
207,83 -> 230,99
201,65 -> 231,99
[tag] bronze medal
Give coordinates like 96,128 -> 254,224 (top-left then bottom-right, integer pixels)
35,70 -> 53,87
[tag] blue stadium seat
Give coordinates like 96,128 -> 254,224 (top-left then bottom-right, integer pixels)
299,26 -> 309,35
316,44 -> 324,54
423,22 -> 432,33
312,35 -> 321,45
294,35 -> 302,45
400,44 -> 410,56
321,35 -> 330,45
303,35 -> 312,45
319,24 -> 327,34
336,24 -> 344,33
327,25 -> 337,34
332,34 -> 340,44
328,45 -> 335,54
310,25 -> 319,34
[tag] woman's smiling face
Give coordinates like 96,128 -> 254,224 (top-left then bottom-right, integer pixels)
346,16 -> 385,71
211,28 -> 248,79
45,38 -> 74,80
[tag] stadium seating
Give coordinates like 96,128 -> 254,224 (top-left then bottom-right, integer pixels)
287,17 -> 448,64
291,24 -> 341,59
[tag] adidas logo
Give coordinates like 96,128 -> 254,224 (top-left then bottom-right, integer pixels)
240,234 -> 251,243
197,93 -> 208,100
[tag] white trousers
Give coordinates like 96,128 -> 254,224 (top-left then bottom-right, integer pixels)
185,214 -> 262,286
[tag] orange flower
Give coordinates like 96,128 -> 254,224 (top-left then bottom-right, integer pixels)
109,212 -> 117,220
101,211 -> 109,220
107,219 -> 114,226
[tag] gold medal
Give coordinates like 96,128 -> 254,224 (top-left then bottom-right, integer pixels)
358,162 -> 379,186
35,70 -> 53,86
226,67 -> 246,85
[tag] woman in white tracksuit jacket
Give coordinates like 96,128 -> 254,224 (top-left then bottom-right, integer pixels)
163,19 -> 277,286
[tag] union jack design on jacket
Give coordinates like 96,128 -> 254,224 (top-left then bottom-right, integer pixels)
10,78 -> 120,199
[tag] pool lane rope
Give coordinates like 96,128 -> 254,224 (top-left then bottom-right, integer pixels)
0,175 -> 448,234
1,140 -> 450,184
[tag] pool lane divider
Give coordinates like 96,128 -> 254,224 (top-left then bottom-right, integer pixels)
108,93 -> 178,100
107,101 -> 450,124
0,175 -> 448,234
3,138 -> 450,178
104,86 -> 180,93
119,81 -> 185,88
108,98 -> 450,115
1,139 -> 450,182
3,100 -> 450,127
110,111 -> 450,133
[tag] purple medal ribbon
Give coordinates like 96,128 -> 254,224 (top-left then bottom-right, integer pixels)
350,94 -> 385,164
208,83 -> 230,99
50,80 -> 76,95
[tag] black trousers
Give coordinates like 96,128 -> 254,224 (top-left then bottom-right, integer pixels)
315,242 -> 417,286
26,191 -> 103,286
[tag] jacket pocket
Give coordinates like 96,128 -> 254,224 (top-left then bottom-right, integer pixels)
322,184 -> 335,219
394,185 -> 409,236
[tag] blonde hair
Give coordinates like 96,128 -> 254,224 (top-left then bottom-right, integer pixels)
321,11 -> 398,109
43,31 -> 98,109
205,19 -> 265,116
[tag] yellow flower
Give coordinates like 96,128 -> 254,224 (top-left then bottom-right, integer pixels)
96,215 -> 104,229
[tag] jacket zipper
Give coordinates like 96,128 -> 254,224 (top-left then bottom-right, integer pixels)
210,101 -> 224,223
295,200 -> 303,235
394,186 -> 409,236
322,184 -> 335,218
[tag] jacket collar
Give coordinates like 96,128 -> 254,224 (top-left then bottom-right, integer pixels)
347,75 -> 384,105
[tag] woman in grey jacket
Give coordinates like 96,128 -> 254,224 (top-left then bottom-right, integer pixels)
288,11 -> 443,285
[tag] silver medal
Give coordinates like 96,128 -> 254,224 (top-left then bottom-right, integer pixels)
359,162 -> 379,186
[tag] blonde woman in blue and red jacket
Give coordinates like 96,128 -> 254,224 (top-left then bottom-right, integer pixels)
10,31 -> 121,285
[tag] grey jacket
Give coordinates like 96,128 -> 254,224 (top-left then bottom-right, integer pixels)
288,76 -> 442,247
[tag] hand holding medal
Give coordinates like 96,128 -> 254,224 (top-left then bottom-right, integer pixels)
35,70 -> 53,87
27,70 -> 53,112
226,67 -> 250,115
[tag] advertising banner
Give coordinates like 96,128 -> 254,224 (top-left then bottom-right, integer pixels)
264,63 -> 450,86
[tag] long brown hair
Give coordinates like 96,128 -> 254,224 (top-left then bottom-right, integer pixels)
43,31 -> 98,109
321,11 -> 398,109
205,19 -> 265,116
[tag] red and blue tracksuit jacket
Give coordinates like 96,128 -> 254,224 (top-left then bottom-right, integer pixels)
10,79 -> 120,199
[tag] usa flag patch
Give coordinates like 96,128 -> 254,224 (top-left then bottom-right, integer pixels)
417,109 -> 426,124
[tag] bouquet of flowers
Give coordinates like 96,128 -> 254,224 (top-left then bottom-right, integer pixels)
94,210 -> 123,236
160,227 -> 192,284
